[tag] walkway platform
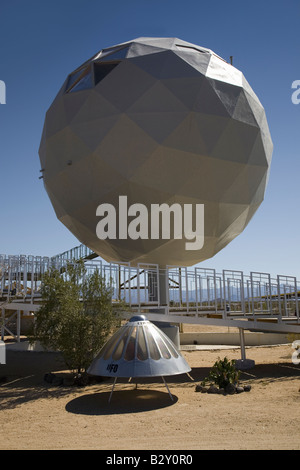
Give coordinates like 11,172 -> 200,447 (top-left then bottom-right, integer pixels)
1,248 -> 300,344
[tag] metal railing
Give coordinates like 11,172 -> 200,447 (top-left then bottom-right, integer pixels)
1,253 -> 299,326
50,244 -> 96,264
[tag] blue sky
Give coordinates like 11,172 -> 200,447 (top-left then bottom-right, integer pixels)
0,0 -> 299,279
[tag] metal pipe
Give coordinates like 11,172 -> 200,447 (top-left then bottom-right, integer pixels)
239,328 -> 246,361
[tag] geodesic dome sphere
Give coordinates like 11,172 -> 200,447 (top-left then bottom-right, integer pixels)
39,37 -> 273,267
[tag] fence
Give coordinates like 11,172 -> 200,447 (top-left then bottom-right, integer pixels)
1,254 -> 299,325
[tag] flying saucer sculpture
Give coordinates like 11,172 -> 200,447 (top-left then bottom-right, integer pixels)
39,37 -> 273,267
87,315 -> 191,401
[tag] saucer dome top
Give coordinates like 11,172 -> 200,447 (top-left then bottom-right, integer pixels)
87,315 -> 191,378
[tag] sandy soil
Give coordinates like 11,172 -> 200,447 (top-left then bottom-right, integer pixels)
0,339 -> 300,450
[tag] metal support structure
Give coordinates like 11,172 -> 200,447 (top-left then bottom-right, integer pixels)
239,328 -> 246,361
1,250 -> 300,341
0,309 -> 21,342
235,328 -> 255,370
1,308 -> 4,341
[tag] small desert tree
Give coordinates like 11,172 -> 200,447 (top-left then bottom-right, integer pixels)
30,261 -> 122,374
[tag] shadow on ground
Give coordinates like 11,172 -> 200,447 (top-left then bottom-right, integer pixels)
0,351 -> 71,410
1,350 -> 299,412
65,389 -> 178,415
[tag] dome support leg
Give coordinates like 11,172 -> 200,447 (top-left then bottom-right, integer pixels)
108,377 -> 117,403
161,376 -> 173,401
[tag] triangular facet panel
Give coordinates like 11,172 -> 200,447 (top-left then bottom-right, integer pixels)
94,60 -> 157,112
97,46 -> 130,62
94,62 -> 120,85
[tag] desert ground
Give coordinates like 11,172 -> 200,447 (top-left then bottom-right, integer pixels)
0,326 -> 300,451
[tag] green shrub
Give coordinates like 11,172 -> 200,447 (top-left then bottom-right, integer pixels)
29,260 -> 124,374
202,357 -> 240,389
